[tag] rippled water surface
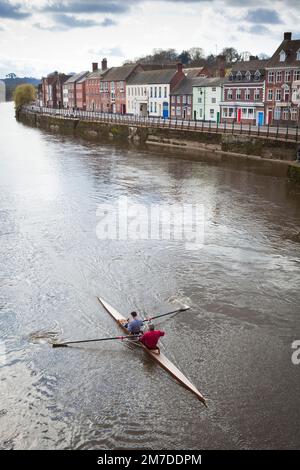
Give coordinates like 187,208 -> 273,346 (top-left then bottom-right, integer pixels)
1,102 -> 300,449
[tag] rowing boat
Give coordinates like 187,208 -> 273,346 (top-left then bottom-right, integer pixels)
97,296 -> 207,406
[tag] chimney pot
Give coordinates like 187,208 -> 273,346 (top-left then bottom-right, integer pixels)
102,58 -> 108,71
92,62 -> 98,72
284,32 -> 292,41
177,62 -> 183,73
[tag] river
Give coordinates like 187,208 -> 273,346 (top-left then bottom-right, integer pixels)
0,102 -> 300,449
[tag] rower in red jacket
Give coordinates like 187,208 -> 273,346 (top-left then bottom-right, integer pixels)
139,323 -> 165,354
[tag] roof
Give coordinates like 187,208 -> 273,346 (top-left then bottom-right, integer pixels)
183,67 -> 205,78
86,68 -> 110,79
171,77 -> 199,95
127,68 -> 177,85
266,38 -> 300,67
101,64 -> 139,81
192,77 -> 227,88
231,59 -> 268,72
65,71 -> 89,83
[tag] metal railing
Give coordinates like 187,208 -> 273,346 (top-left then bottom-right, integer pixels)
23,106 -> 300,143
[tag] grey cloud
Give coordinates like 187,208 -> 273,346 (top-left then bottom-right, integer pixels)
244,8 -> 283,24
54,13 -> 103,28
0,0 -> 30,19
89,46 -> 124,57
239,24 -> 271,35
42,1 -> 130,14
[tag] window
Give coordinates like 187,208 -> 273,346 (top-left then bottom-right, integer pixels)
267,89 -> 273,101
237,71 -> 242,81
222,107 -> 228,118
171,95 -> 175,103
159,87 -> 162,98
285,70 -> 291,82
212,97 -> 216,104
280,50 -> 286,62
282,108 -> 289,120
150,87 -> 153,98
177,96 -> 181,104
188,96 -> 191,104
154,87 -> 157,98
274,107 -> 281,120
176,106 -> 181,116
236,89 -> 241,100
150,102 -> 153,113
254,89 -> 260,100
199,109 -> 203,118
154,102 -> 157,113
245,89 -> 250,100
242,108 -> 247,118
254,70 -> 260,81
245,71 -> 251,81
294,70 -> 300,81
291,108 -> 298,120
164,86 -> 167,98
276,89 -> 282,101
228,108 -> 235,118
212,87 -> 216,92
276,71 -> 282,82
198,97 -> 202,104
297,50 -> 300,61
242,108 -> 255,119
183,95 -> 187,104
210,109 -> 214,118
268,71 -> 274,83
229,73 -> 233,81
227,89 -> 233,99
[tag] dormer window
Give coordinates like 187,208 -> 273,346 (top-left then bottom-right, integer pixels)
254,70 -> 261,81
280,50 -> 286,62
236,71 -> 242,81
245,71 -> 251,81
297,49 -> 300,61
229,72 -> 233,81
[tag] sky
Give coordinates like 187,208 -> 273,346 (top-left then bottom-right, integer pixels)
0,0 -> 300,78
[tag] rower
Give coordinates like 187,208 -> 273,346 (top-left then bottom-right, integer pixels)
139,323 -> 165,354
122,311 -> 143,335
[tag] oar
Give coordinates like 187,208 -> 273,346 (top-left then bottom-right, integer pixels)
52,334 -> 139,348
143,305 -> 190,323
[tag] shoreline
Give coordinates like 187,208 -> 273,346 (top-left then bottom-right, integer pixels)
17,107 -> 300,184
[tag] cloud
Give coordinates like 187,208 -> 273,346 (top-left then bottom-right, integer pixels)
42,0 -> 130,15
88,46 -> 124,57
34,14 -> 117,30
244,8 -> 283,24
54,13 -> 104,28
0,0 -> 30,19
239,24 -> 271,36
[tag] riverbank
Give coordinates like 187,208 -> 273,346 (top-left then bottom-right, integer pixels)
17,107 -> 300,183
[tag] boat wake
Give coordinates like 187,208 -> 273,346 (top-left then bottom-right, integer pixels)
28,321 -> 63,344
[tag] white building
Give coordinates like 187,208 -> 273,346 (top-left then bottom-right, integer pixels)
126,65 -> 185,118
0,80 -> 5,102
193,77 -> 226,123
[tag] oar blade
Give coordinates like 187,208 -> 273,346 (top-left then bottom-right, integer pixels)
52,343 -> 69,348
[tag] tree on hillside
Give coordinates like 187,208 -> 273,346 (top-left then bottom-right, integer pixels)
178,50 -> 191,65
189,47 -> 205,66
6,73 -> 17,79
13,84 -> 36,109
221,47 -> 241,64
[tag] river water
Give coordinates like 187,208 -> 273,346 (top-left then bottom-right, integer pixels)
0,102 -> 300,449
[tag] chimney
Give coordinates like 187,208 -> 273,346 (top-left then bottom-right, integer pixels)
92,62 -> 98,72
217,55 -> 226,78
249,55 -> 258,61
177,62 -> 183,73
284,32 -> 292,41
102,58 -> 108,71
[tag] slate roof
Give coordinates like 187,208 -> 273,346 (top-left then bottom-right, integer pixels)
101,64 -> 139,81
266,38 -> 300,67
127,68 -> 177,85
65,71 -> 89,84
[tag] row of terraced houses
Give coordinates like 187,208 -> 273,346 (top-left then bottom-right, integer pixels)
40,33 -> 300,126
